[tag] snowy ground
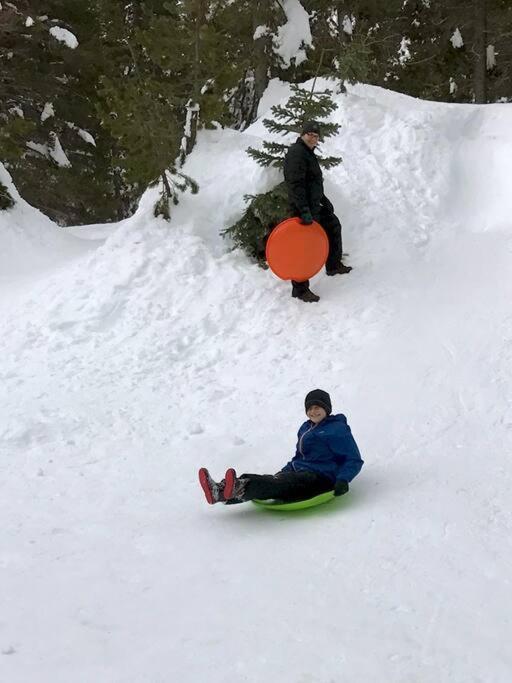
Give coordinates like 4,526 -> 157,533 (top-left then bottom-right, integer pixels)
2,81 -> 512,683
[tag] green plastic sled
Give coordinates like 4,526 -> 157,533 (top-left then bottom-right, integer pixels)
252,490 -> 335,511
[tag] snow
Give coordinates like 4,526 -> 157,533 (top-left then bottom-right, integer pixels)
342,14 -> 355,35
67,122 -> 96,146
49,26 -> 79,49
200,78 -> 214,96
25,16 -> 34,27
398,37 -> 412,65
2,80 -> 512,682
9,105 -> 24,118
487,44 -> 496,70
327,12 -> 355,38
26,133 -> 71,167
41,102 -> 55,122
273,0 -> 312,67
180,100 -> 201,156
0,164 -> 91,277
49,133 -> 71,167
26,140 -> 49,157
76,128 -> 96,146
450,28 -> 464,49
253,25 -> 270,41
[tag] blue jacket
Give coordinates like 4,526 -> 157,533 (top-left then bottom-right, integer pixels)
281,414 -> 363,484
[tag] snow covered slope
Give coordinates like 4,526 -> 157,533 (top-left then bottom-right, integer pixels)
2,82 -> 512,683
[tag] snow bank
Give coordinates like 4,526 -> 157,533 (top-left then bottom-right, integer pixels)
447,104 -> 512,232
0,164 -> 89,279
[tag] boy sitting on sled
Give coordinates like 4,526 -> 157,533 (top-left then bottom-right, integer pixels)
199,389 -> 363,505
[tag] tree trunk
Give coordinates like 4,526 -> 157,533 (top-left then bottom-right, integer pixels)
186,0 -> 207,156
251,0 -> 271,121
161,171 -> 172,200
337,1 -> 351,46
473,0 -> 487,103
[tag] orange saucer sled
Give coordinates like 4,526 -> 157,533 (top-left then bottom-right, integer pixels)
265,217 -> 329,281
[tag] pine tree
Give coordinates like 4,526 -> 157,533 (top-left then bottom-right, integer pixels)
95,1 -> 198,220
222,183 -> 290,261
304,1 -> 512,103
0,1 -> 137,224
321,0 -> 512,103
139,1 -> 246,139
247,84 -> 342,169
298,1 -> 404,86
223,83 -> 342,259
224,0 -> 282,130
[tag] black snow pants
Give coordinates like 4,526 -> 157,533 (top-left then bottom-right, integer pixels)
291,207 -> 343,295
238,470 -> 333,503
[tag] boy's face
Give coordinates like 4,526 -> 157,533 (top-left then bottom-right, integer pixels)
306,404 -> 327,423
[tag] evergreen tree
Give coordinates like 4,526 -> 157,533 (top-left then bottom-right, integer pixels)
3,0 -> 512,226
304,0 -> 512,103
299,1 -> 405,85
0,1 -> 138,223
224,0 -> 283,130
223,83 -> 342,259
139,1 -> 247,139
247,84 -> 342,169
94,1 -> 199,220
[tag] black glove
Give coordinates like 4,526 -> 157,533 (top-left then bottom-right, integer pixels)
334,480 -> 349,497
300,210 -> 313,225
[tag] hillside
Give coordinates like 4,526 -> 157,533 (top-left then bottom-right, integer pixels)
1,81 -> 512,683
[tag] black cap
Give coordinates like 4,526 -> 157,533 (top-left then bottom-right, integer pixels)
304,389 -> 332,415
301,120 -> 321,136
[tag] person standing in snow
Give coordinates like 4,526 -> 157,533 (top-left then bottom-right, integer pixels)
199,389 -> 363,505
283,121 -> 352,303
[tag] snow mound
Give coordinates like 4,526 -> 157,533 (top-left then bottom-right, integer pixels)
0,164 -> 89,278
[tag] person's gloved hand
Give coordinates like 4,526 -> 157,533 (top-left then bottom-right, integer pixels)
300,210 -> 313,225
334,480 -> 349,497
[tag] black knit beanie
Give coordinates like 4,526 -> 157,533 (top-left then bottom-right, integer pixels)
304,389 -> 332,415
301,120 -> 321,136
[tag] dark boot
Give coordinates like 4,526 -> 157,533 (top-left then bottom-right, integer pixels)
199,468 -> 237,504
326,263 -> 352,276
222,468 -> 236,500
224,472 -> 248,503
292,288 -> 320,303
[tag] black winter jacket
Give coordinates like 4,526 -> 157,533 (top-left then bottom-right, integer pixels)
283,137 -> 330,219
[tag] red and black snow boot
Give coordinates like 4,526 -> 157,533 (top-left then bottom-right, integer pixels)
198,467 -> 236,504
223,468 -> 236,501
